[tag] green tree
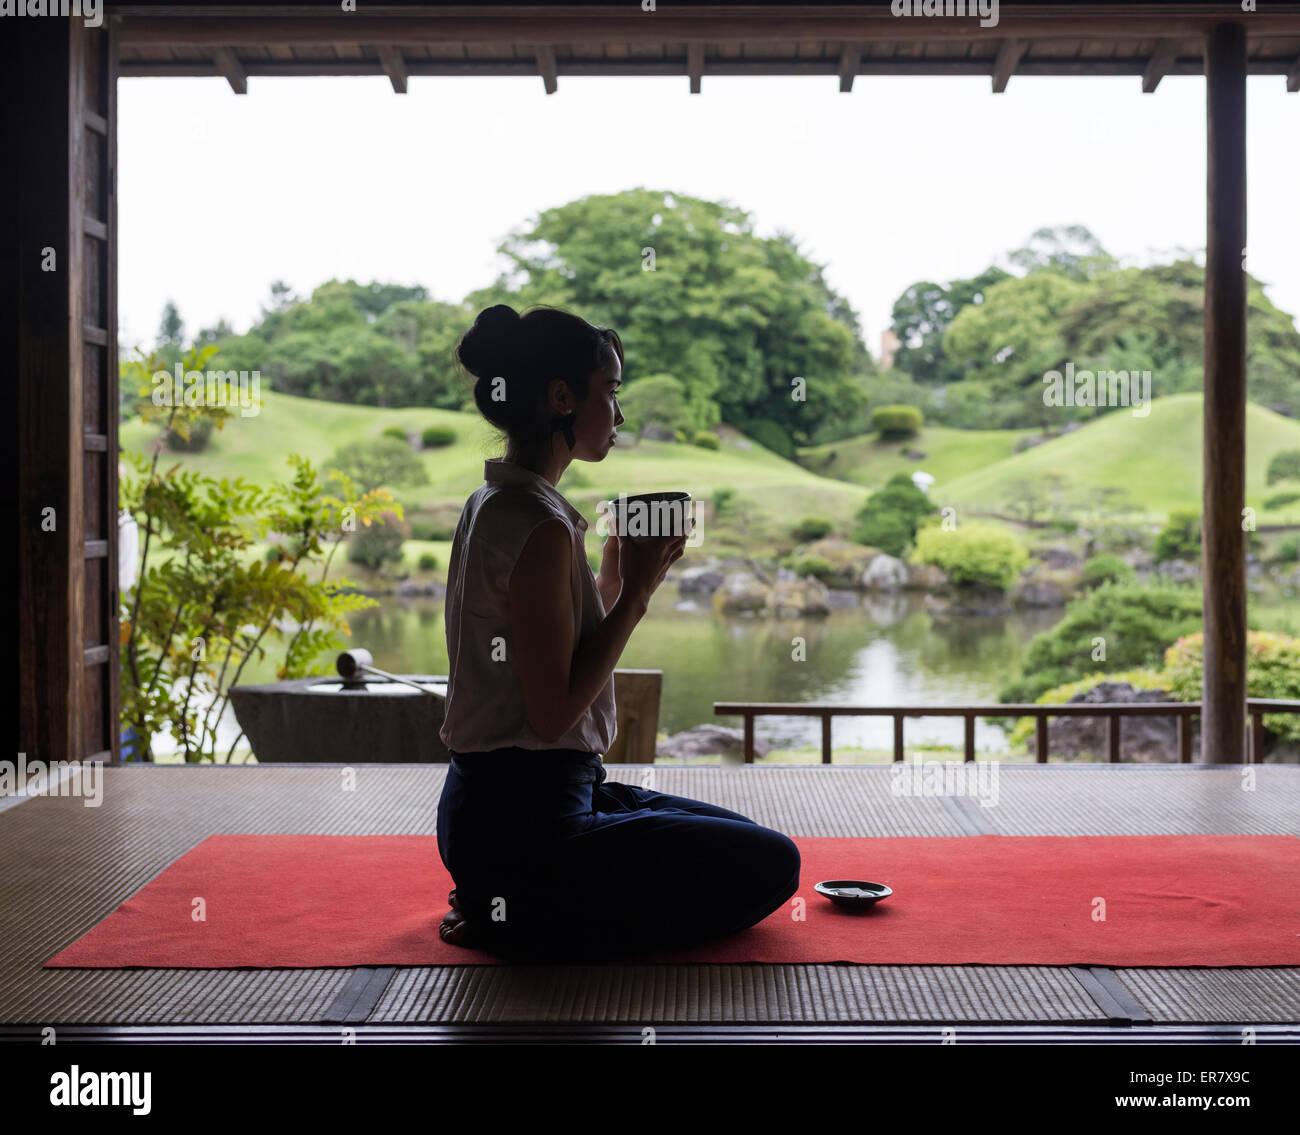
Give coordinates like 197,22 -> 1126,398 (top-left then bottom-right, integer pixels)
158,300 -> 184,347
326,437 -> 430,494
464,188 -> 871,445
889,265 -> 1011,385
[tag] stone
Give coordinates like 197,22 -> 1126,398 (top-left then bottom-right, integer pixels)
637,422 -> 676,442
766,576 -> 831,617
798,536 -> 880,589
1011,574 -> 1065,608
1033,545 -> 1081,570
678,566 -> 725,597
905,561 -> 948,592
712,571 -> 770,614
657,724 -> 772,761
862,553 -> 908,593
1157,558 -> 1199,583
1040,682 -> 1200,763
947,585 -> 1012,615
826,589 -> 861,609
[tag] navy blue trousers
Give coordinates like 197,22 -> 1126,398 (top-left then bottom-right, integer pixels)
437,747 -> 801,961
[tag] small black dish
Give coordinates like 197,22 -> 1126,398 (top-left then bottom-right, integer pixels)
814,879 -> 893,908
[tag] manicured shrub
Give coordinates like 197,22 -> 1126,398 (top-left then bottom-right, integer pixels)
1266,449 -> 1300,486
381,425 -> 410,443
1264,490 -> 1300,510
794,516 -> 834,541
347,511 -> 407,570
1081,553 -> 1135,588
1274,535 -> 1300,563
417,552 -> 438,571
793,556 -> 832,580
1164,630 -> 1300,742
693,430 -> 720,450
1154,510 -> 1201,563
853,472 -> 937,556
912,522 -> 1027,591
998,581 -> 1204,703
421,425 -> 457,448
871,404 -> 924,440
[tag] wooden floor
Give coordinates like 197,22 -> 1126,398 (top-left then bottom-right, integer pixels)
2,763 -> 1298,1044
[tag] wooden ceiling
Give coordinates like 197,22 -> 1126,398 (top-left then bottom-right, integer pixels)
113,3 -> 1300,95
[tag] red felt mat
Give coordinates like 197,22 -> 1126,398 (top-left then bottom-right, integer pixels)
43,834 -> 1300,968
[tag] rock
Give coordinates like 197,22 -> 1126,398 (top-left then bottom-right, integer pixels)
862,553 -> 908,593
1033,545 -> 1081,570
766,576 -> 831,617
901,447 -> 927,460
678,566 -> 725,597
712,571 -> 769,615
905,561 -> 948,592
798,537 -> 880,589
947,585 -> 1012,615
826,589 -> 861,609
1042,682 -> 1200,762
1124,549 -> 1156,572
638,422 -> 676,442
1014,435 -> 1045,453
924,594 -> 952,617
657,724 -> 772,762
1157,558 -> 1199,583
776,567 -> 797,582
1011,574 -> 1066,609
396,579 -> 446,598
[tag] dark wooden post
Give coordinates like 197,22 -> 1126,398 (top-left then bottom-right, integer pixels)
7,17 -> 119,763
1202,22 -> 1248,765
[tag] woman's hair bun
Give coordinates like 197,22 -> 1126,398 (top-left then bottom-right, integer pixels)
457,304 -> 521,380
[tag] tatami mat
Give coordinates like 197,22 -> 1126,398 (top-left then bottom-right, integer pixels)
1,764 -> 1297,1029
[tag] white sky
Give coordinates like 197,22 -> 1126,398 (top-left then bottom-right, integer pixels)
118,72 -> 1300,359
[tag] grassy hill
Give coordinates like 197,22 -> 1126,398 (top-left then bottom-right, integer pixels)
800,394 -> 1300,524
798,424 -> 1037,488
939,394 -> 1300,522
119,391 -> 873,568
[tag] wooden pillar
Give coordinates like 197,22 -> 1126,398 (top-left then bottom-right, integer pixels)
1202,22 -> 1248,765
7,17 -> 120,764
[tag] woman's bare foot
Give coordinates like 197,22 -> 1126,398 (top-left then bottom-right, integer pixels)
439,907 -> 479,947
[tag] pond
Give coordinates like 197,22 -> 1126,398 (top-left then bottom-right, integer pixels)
346,591 -> 1065,755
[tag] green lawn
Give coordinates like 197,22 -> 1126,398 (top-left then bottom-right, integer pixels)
798,424 -> 1036,490
120,391 -> 875,568
938,394 -> 1300,522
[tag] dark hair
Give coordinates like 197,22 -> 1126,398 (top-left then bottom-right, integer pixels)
456,304 -> 624,447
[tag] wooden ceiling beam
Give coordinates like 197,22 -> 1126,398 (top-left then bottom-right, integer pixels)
211,46 -> 247,93
535,44 -> 557,93
992,38 -> 1026,92
118,13 -> 1300,49
376,46 -> 408,92
837,44 -> 860,92
688,42 -> 704,93
1142,38 -> 1182,92
1287,54 -> 1300,91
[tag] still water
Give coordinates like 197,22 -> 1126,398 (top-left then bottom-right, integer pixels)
348,592 -> 1063,754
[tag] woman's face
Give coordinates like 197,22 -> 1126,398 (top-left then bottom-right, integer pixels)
566,352 -> 624,461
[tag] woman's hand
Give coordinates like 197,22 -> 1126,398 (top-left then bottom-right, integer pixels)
595,529 -> 622,611
618,531 -> 688,608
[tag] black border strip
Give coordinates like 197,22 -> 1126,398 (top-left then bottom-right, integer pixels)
321,967 -> 397,1024
1071,967 -> 1154,1026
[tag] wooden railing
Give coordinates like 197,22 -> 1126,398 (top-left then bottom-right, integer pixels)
713,699 -> 1300,765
